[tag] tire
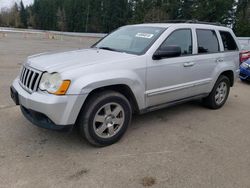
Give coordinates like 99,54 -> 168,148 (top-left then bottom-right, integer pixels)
203,75 -> 230,109
77,91 -> 132,147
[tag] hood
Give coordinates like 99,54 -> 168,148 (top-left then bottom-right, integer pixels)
25,48 -> 136,72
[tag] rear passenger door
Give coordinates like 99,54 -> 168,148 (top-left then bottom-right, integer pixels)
189,29 -> 224,95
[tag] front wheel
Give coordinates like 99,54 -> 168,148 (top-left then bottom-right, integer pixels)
203,75 -> 230,109
77,91 -> 132,146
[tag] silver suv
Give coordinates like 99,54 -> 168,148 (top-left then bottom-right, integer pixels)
11,23 -> 240,146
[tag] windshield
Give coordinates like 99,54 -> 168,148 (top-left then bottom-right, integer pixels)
94,26 -> 166,55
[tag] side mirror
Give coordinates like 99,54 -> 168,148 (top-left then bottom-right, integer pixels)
153,46 -> 182,60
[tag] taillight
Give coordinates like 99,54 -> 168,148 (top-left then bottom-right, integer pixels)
240,51 -> 250,64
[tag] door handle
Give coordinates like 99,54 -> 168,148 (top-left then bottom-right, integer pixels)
216,58 -> 224,63
183,62 -> 195,67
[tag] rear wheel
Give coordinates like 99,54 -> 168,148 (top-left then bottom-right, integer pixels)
77,91 -> 132,146
203,75 -> 230,109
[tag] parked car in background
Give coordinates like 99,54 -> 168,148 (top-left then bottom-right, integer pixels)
240,59 -> 250,82
240,44 -> 250,64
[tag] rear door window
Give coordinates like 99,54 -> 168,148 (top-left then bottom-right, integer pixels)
219,31 -> 238,51
196,29 -> 220,54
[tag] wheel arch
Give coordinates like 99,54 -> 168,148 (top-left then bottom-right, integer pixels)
80,84 -> 141,116
219,70 -> 234,87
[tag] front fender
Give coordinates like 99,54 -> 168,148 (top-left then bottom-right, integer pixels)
67,70 -> 146,109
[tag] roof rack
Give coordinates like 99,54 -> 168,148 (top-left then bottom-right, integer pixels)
185,20 -> 224,26
150,20 -> 224,26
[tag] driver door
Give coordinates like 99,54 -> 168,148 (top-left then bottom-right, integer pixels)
146,28 -> 196,107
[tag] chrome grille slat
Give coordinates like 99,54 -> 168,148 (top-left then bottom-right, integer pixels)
19,66 -> 42,93
28,72 -> 35,89
21,68 -> 27,83
23,69 -> 29,84
33,73 -> 41,91
20,67 -> 25,82
25,70 -> 31,86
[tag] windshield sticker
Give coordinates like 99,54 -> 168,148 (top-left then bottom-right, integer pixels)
135,33 -> 154,39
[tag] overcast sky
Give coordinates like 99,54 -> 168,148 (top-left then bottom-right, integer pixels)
0,0 -> 33,9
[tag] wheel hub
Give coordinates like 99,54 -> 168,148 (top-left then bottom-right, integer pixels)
93,102 -> 125,138
215,81 -> 228,105
105,115 -> 115,126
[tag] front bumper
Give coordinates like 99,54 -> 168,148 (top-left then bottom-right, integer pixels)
20,106 -> 73,131
11,78 -> 87,128
240,67 -> 250,81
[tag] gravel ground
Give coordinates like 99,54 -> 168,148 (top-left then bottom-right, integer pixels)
0,32 -> 250,188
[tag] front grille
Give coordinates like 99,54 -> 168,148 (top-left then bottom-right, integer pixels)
19,66 -> 42,93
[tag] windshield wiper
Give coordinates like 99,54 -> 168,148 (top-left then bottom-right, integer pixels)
98,47 -> 120,52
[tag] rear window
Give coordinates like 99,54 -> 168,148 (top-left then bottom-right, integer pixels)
220,31 -> 238,51
196,29 -> 220,54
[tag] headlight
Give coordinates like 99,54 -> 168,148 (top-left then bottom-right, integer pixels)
241,62 -> 250,69
39,73 -> 71,95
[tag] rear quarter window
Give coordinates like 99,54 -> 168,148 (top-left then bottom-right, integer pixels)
219,31 -> 238,51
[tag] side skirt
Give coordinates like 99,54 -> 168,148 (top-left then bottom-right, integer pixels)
140,93 -> 209,114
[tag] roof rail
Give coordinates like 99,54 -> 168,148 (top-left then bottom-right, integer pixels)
150,20 -> 224,26
185,20 -> 224,26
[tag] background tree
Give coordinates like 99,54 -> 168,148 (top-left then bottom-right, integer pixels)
56,7 -> 67,31
1,3 -> 21,27
234,0 -> 250,37
0,0 -> 249,36
20,0 -> 28,28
